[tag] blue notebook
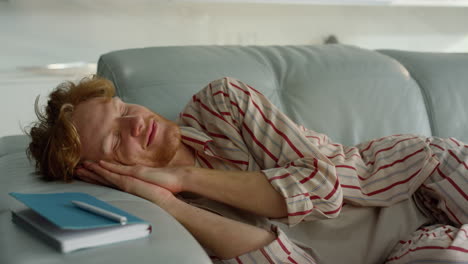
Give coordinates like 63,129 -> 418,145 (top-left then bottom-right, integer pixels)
10,192 -> 152,253
10,192 -> 148,229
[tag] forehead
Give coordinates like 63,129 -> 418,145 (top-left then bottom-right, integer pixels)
72,97 -> 118,161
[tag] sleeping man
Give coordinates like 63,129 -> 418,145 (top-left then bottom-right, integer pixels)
27,76 -> 467,263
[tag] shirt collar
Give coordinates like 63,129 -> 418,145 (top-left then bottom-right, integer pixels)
180,126 -> 213,154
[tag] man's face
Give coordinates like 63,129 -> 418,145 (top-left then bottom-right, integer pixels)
72,97 -> 181,167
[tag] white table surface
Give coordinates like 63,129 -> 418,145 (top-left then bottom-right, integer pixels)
0,143 -> 212,264
0,200 -> 212,264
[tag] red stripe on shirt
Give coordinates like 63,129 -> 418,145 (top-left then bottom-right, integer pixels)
242,123 -> 279,163
181,116 -> 231,141
445,230 -> 454,241
341,184 -> 361,190
246,83 -> 262,95
307,135 -> 321,144
230,81 -> 305,158
370,148 -> 425,177
198,155 -> 214,169
324,177 -> 340,200
207,132 -> 230,139
386,245 -> 468,261
450,137 -> 461,147
181,113 -> 207,130
345,147 -> 358,155
193,96 -> 228,122
437,167 -> 468,200
309,195 -> 321,200
269,173 -> 291,182
181,135 -> 210,146
461,228 -> 468,237
324,202 -> 343,215
448,150 -> 468,170
250,98 -> 304,158
212,90 -> 230,97
327,153 -> 361,160
230,101 -> 245,116
289,192 -> 342,217
444,201 -> 463,225
193,96 -> 242,133
299,159 -> 319,184
361,137 -> 387,153
336,164 -> 356,171
223,158 -> 249,165
366,137 -> 418,165
335,165 -> 369,181
200,144 -> 249,165
259,248 -> 275,264
193,95 -> 243,136
277,237 -> 291,255
430,143 -> 445,151
229,81 -> 251,96
288,209 -> 314,216
288,256 -> 299,264
342,168 -> 422,197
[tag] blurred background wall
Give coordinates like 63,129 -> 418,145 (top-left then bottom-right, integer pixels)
1,0 -> 467,137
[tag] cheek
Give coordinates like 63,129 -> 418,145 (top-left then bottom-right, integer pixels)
119,139 -> 141,162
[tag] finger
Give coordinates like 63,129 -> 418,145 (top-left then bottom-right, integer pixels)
103,174 -> 173,208
76,168 -> 111,187
98,160 -> 155,184
77,167 -> 116,188
87,162 -> 168,202
85,162 -> 132,190
98,160 -> 137,175
124,178 -> 173,207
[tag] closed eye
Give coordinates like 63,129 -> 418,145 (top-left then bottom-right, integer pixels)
122,104 -> 129,117
113,131 -> 121,151
113,103 -> 127,153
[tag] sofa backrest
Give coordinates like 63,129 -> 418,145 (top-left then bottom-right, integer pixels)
379,49 -> 468,143
97,45 -> 467,146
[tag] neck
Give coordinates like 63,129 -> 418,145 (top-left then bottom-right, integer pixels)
168,142 -> 195,167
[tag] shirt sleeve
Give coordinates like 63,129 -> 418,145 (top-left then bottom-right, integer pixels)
178,77 -> 343,226
212,225 -> 317,264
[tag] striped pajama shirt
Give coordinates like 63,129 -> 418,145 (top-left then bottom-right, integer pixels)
177,77 -> 468,263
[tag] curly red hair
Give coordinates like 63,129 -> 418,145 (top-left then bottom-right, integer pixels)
26,76 -> 115,181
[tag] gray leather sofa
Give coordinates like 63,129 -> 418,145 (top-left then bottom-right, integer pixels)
1,44 -> 467,264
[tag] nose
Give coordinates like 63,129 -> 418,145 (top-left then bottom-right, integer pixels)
122,116 -> 145,137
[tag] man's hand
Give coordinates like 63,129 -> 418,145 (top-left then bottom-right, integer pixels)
76,161 -> 279,259
77,160 -> 287,219
98,160 -> 185,193
76,161 -> 177,211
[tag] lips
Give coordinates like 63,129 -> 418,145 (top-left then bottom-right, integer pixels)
146,120 -> 157,147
